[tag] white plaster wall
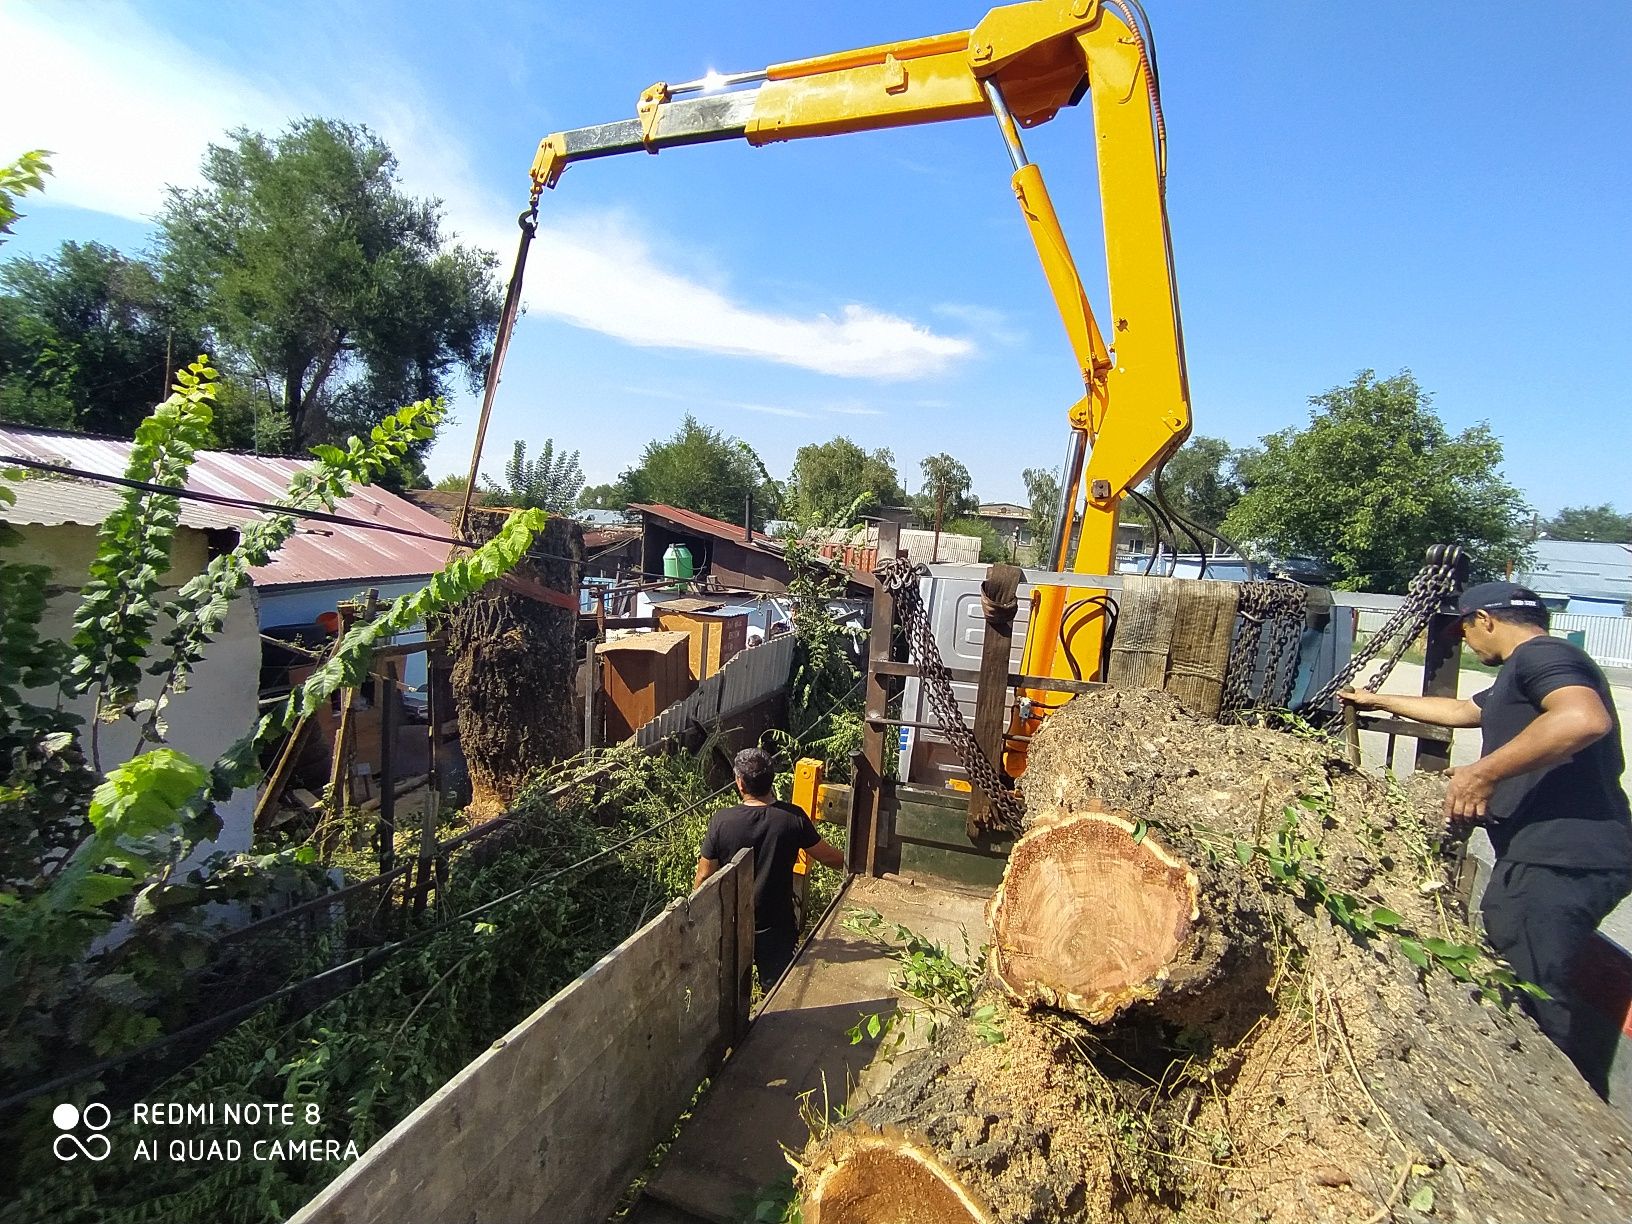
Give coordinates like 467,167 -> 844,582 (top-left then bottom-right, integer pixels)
25,528 -> 262,862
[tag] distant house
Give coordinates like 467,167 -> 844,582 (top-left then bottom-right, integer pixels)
1516,540 -> 1632,616
977,502 -> 1031,550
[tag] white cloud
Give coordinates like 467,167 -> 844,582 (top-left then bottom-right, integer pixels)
933,302 -> 1025,347
822,403 -> 883,416
0,3 -> 973,381
620,384 -> 811,418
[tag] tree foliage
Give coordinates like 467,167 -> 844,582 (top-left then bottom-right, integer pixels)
0,149 -> 51,242
0,359 -> 544,1086
620,414 -> 778,527
786,436 -> 906,523
1225,370 -> 1531,591
484,439 -> 584,512
578,481 -> 628,511
156,119 -> 501,466
944,515 -> 1008,563
1023,466 -> 1061,560
0,242 -> 206,437
1151,435 -> 1243,529
1544,503 -> 1632,543
916,452 -> 977,529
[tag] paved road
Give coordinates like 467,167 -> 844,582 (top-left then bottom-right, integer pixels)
1353,659 -> 1632,951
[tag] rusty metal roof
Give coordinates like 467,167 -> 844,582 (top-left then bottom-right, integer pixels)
2,476 -> 243,532
0,425 -> 451,588
630,503 -> 781,552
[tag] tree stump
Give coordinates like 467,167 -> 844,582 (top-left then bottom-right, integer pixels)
799,689 -> 1632,1224
988,803 -> 1202,1023
446,508 -> 581,814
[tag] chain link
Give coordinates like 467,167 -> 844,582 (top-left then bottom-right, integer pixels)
874,559 -> 1026,831
1300,546 -> 1465,718
1220,580 -> 1308,719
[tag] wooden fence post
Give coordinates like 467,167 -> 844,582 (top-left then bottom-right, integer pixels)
853,521 -> 901,876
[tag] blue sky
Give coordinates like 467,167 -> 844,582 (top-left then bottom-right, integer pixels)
4,1 -> 1628,514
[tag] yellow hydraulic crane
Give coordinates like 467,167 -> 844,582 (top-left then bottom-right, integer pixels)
525,0 -> 1192,763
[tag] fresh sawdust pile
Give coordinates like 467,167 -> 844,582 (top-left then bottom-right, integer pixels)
801,689 -> 1632,1224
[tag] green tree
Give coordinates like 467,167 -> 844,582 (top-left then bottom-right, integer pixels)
433,472 -> 471,491
579,481 -> 630,510
484,439 -> 584,512
1023,466 -> 1061,560
156,118 -> 501,458
1225,370 -> 1531,592
915,452 -> 976,562
944,515 -> 1007,563
786,436 -> 907,522
1543,503 -> 1632,543
621,414 -> 777,527
0,242 -> 206,436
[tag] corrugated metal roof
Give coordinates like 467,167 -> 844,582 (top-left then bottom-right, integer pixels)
631,503 -> 781,552
1517,539 -> 1632,603
1,476 -> 242,531
0,425 -> 451,587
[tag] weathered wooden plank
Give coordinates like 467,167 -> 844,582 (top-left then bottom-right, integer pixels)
289,855 -> 753,1224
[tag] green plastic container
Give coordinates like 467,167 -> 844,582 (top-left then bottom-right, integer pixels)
662,544 -> 694,585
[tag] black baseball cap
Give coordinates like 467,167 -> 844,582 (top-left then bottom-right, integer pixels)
1456,581 -> 1545,617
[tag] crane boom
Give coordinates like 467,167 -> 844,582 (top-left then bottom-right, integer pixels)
528,0 -> 1193,755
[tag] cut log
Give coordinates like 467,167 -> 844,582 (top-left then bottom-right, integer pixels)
987,803 -> 1202,1023
446,509 -> 583,813
803,1128 -> 995,1224
801,688 -> 1632,1224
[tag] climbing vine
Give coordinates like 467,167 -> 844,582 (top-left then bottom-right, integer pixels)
0,363 -> 546,1098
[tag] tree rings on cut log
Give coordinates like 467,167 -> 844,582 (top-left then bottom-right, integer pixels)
803,1128 -> 994,1224
988,802 -> 1200,1023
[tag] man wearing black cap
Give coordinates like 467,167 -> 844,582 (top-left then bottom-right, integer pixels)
1342,582 -> 1631,1094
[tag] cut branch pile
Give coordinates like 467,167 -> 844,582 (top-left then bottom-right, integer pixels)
801,689 -> 1632,1224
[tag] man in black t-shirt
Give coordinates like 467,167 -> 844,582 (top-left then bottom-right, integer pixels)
1342,582 -> 1632,1094
693,747 -> 846,986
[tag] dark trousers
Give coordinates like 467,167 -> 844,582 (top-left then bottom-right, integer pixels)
754,925 -> 797,989
1481,860 -> 1631,1096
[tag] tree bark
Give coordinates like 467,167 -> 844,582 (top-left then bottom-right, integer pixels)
446,508 -> 582,816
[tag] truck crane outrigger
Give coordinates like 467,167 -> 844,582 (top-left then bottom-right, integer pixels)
511,0 -> 1193,764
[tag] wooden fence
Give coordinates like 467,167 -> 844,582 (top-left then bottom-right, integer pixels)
288,850 -> 754,1224
636,631 -> 797,748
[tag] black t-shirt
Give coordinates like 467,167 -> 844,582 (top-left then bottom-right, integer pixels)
700,800 -> 821,935
1471,635 -> 1632,868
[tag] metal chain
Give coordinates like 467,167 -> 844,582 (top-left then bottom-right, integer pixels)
874,559 -> 1026,830
1220,580 -> 1308,719
1300,545 -> 1465,717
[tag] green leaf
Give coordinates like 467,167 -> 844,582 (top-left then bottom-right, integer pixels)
1130,819 -> 1148,845
1397,938 -> 1430,970
1408,1184 -> 1435,1213
1234,841 -> 1256,865
1369,906 -> 1403,928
